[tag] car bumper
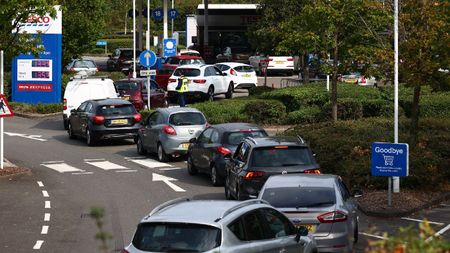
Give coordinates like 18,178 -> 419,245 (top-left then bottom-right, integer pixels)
238,179 -> 265,199
235,83 -> 257,89
160,135 -> 192,155
91,127 -> 139,140
315,231 -> 352,253
168,91 -> 206,99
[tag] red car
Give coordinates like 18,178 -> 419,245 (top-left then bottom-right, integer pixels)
155,55 -> 205,90
114,78 -> 168,111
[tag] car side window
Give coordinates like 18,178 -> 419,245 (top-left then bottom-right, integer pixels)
148,112 -> 159,126
214,67 -> 222,76
240,143 -> 251,163
233,143 -> 244,161
156,113 -> 165,125
150,80 -> 159,90
241,211 -> 266,241
260,208 -> 296,239
210,129 -> 220,143
77,102 -> 88,112
198,128 -> 213,144
204,67 -> 213,77
338,179 -> 351,201
85,103 -> 93,113
228,217 -> 246,241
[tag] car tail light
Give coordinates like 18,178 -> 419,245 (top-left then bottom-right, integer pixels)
168,78 -> 176,83
268,58 -> 273,61
63,98 -> 67,110
205,123 -> 210,128
317,211 -> 347,223
69,67 -> 75,72
230,68 -> 237,76
133,114 -> 141,122
217,146 -> 232,156
91,115 -> 105,125
304,169 -> 321,174
287,58 -> 294,61
163,125 -> 177,135
121,250 -> 130,253
360,76 -> 366,83
193,79 -> 207,84
243,171 -> 265,180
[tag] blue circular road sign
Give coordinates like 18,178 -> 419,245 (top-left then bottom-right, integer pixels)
139,50 -> 157,68
152,8 -> 163,20
168,8 -> 178,20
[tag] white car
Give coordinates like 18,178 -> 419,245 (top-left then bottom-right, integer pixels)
215,62 -> 258,89
249,55 -> 295,76
63,74 -> 117,130
357,75 -> 377,86
65,59 -> 98,75
167,64 -> 234,102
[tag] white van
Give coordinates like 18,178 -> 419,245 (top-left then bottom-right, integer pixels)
62,74 -> 118,129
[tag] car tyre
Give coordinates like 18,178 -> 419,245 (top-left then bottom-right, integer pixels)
86,128 -> 96,146
354,223 -> 359,244
137,137 -> 147,155
63,119 -> 69,130
210,164 -> 223,186
157,143 -> 170,162
187,156 -> 198,175
68,122 -> 76,139
225,83 -> 233,99
205,86 -> 214,102
225,176 -> 232,200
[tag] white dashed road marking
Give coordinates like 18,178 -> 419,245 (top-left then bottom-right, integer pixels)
427,224 -> 450,242
126,157 -> 173,169
159,167 -> 183,171
41,162 -> 84,173
45,201 -> 51,209
115,170 -> 138,173
401,217 -> 445,226
33,240 -> 44,250
72,172 -> 94,175
42,190 -> 49,197
84,159 -> 128,170
44,213 -> 51,222
37,181 -> 44,187
41,225 -> 49,235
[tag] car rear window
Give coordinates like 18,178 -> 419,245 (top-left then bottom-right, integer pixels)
250,146 -> 313,167
120,50 -> 133,58
262,187 -> 336,208
74,60 -> 96,68
173,68 -> 200,77
169,112 -> 206,126
166,58 -> 181,64
235,66 -> 254,72
97,104 -> 136,116
157,67 -> 174,75
115,81 -> 139,91
132,222 -> 221,252
225,130 -> 267,145
180,59 -> 205,65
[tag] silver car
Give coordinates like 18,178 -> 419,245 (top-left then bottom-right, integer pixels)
123,198 -> 317,253
258,174 -> 360,253
136,107 -> 208,162
65,59 -> 98,75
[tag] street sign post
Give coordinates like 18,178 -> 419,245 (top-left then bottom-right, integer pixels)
152,8 -> 163,20
140,69 -> 156,76
139,50 -> 157,109
0,95 -> 14,118
96,40 -> 107,54
371,142 -> 409,206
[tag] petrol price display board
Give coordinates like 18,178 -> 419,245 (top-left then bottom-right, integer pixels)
17,59 -> 53,81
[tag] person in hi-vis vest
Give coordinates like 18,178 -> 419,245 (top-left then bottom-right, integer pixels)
176,74 -> 189,107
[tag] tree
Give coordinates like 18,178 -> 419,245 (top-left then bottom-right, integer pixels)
60,0 -> 109,66
0,0 -> 56,64
397,0 -> 450,147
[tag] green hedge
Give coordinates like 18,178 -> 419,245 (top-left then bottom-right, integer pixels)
10,102 -> 62,114
287,105 -> 325,124
284,117 -> 450,190
243,100 -> 286,124
248,86 -> 275,96
191,98 -> 256,124
105,38 -> 133,52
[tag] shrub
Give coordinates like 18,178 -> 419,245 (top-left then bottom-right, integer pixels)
105,38 -> 133,52
10,102 -> 62,114
248,86 -> 274,96
89,48 -> 107,55
287,105 -> 325,124
191,98 -> 255,124
243,99 -> 286,124
139,109 -> 154,121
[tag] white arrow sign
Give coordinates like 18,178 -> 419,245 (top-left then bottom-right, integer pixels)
144,51 -> 151,67
152,173 -> 185,192
5,132 -> 47,142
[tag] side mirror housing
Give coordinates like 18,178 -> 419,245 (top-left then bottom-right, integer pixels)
70,109 -> 77,114
295,226 -> 308,242
189,138 -> 197,143
352,189 -> 363,198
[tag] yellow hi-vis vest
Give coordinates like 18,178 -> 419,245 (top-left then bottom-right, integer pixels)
178,77 -> 188,93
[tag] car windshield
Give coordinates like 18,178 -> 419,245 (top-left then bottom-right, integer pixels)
74,60 -> 96,68
235,66 -> 254,73
115,82 -> 139,91
132,222 -> 221,252
262,187 -> 336,208
250,146 -> 313,167
169,112 -> 206,126
120,50 -> 134,58
173,68 -> 200,77
98,104 -> 135,116
225,130 -> 267,145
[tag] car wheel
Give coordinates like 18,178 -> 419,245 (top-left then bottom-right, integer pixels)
236,183 -> 242,200
225,83 -> 233,99
225,176 -> 232,200
68,122 -> 76,139
210,164 -> 224,186
354,223 -> 359,244
187,156 -> 198,175
205,86 -> 214,102
137,137 -> 147,155
63,119 -> 69,130
86,128 -> 96,146
157,143 -> 170,162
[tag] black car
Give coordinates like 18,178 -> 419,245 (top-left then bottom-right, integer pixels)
107,48 -> 140,72
67,98 -> 142,146
224,136 -> 320,200
187,123 -> 267,186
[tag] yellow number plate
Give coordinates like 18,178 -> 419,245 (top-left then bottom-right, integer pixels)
123,96 -> 130,100
180,143 -> 190,149
242,74 -> 251,78
111,119 -> 128,125
275,61 -> 284,64
296,224 -> 316,233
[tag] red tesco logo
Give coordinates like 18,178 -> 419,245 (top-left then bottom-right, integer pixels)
26,15 -> 51,24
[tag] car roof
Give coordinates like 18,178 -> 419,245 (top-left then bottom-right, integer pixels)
115,78 -> 148,82
90,98 -> 131,106
175,64 -> 207,70
264,174 -> 338,188
156,107 -> 202,114
212,123 -> 264,132
245,136 -> 308,147
169,55 -> 203,60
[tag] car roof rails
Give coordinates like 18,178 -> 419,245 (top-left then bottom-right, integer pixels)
245,137 -> 257,145
297,135 -> 305,144
147,197 -> 191,217
215,199 -> 269,222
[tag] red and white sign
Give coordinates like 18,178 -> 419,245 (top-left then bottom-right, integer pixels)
0,95 -> 14,118
17,84 -> 53,92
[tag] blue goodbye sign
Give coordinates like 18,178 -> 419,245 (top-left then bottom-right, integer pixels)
371,142 -> 409,177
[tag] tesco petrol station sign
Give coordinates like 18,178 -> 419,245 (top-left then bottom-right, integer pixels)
11,5 -> 62,104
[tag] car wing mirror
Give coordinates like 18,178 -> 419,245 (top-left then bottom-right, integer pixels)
70,109 -> 77,114
352,189 -> 363,198
295,226 -> 308,243
189,137 -> 197,143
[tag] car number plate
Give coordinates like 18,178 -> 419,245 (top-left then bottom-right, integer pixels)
295,224 -> 316,233
122,96 -> 130,100
275,61 -> 284,64
180,143 -> 190,149
242,74 -> 251,78
111,119 -> 128,125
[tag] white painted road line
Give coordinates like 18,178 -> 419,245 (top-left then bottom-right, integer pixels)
115,170 -> 138,173
37,181 -> 44,187
85,160 -> 127,170
426,224 -> 450,242
401,217 -> 445,226
45,201 -> 51,209
41,225 -> 49,235
42,190 -> 49,198
33,240 -> 44,250
159,167 -> 183,171
359,232 -> 388,240
72,172 -> 94,175
44,213 -> 51,222
152,173 -> 185,192
41,162 -> 84,173
84,158 -> 106,162
127,157 -> 173,169
5,132 -> 47,142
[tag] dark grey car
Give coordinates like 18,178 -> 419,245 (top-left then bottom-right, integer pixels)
187,123 -> 267,186
136,107 -> 208,162
258,174 -> 361,253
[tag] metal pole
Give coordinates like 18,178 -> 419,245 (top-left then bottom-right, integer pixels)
171,0 -> 174,36
163,0 -> 168,39
388,177 -> 392,206
204,0 -> 209,54
138,0 -> 143,51
147,0 -> 151,110
393,0 -> 400,193
0,50 -> 4,169
132,0 -> 137,78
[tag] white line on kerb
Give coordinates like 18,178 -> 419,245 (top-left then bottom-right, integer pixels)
42,190 -> 49,198
359,232 -> 388,240
426,224 -> 450,242
44,213 -> 51,222
45,201 -> 51,209
159,167 -> 183,171
41,225 -> 49,234
37,181 -> 44,187
33,240 -> 44,250
71,172 -> 94,175
401,217 -> 445,226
